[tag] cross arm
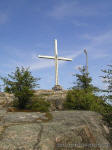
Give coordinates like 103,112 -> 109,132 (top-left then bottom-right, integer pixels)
58,57 -> 72,61
38,55 -> 55,59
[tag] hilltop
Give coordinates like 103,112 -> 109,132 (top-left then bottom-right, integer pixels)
0,90 -> 112,150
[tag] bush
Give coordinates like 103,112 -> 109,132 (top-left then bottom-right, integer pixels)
1,67 -> 39,109
101,65 -> 112,103
100,64 -> 112,139
73,67 -> 98,93
26,96 -> 50,112
64,89 -> 106,113
101,104 -> 112,125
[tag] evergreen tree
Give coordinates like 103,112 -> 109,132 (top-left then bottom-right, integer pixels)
73,66 -> 98,93
101,65 -> 112,102
1,67 -> 40,109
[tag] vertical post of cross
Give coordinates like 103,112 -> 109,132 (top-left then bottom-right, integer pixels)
54,39 -> 58,86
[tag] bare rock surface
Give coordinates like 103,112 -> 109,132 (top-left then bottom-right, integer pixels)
0,104 -> 111,150
35,90 -> 68,111
0,124 -> 41,150
2,112 -> 47,124
0,90 -> 68,110
0,93 -> 14,106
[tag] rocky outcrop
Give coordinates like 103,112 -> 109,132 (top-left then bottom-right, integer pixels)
0,92 -> 14,106
0,90 -> 112,150
35,90 -> 68,111
0,90 -> 67,110
0,104 -> 111,150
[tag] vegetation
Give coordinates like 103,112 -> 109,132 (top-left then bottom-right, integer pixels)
64,66 -> 112,127
26,96 -> 50,112
73,67 -> 98,93
101,65 -> 112,102
0,64 -> 112,126
1,67 -> 40,109
64,89 -> 106,113
64,65 -> 112,143
100,65 -> 112,131
0,61 -> 111,143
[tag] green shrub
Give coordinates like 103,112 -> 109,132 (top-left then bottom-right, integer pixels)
64,89 -> 106,113
1,67 -> 39,109
101,65 -> 112,103
73,67 -> 99,93
101,104 -> 112,125
26,96 -> 50,112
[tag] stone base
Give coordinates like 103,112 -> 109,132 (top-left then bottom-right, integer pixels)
52,85 -> 63,91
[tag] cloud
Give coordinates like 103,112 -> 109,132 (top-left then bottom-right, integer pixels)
1,46 -> 82,72
92,31 -> 112,46
73,20 -> 88,27
91,52 -> 109,59
30,50 -> 82,71
30,60 -> 54,70
0,13 -> 8,24
48,1 -> 77,18
80,30 -> 112,59
48,1 -> 111,19
82,30 -> 112,46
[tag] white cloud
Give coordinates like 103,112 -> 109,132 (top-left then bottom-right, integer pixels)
73,20 -> 88,27
30,50 -> 82,71
30,60 -> 54,70
81,34 -> 93,40
80,30 -> 112,59
91,53 -> 109,59
82,30 -> 112,46
1,48 -> 82,72
0,13 -> 8,24
48,1 -> 77,18
48,1 -> 111,19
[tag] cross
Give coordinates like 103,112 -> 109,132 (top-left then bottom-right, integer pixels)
38,39 -> 72,89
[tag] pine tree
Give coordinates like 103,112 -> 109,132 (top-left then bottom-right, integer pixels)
73,66 -> 98,93
101,65 -> 112,102
1,67 -> 40,109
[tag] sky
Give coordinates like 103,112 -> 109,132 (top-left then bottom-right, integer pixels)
0,0 -> 112,90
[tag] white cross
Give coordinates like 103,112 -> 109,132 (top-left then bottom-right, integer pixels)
38,39 -> 72,86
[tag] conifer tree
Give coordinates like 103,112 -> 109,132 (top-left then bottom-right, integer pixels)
101,65 -> 112,102
1,67 -> 40,109
73,66 -> 98,93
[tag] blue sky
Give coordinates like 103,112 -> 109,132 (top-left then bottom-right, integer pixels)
0,0 -> 112,90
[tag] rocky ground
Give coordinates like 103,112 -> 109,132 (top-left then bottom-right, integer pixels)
0,91 -> 112,150
34,90 -> 67,111
0,90 -> 67,111
0,104 -> 112,150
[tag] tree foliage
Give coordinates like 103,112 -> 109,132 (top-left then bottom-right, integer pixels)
26,96 -> 50,112
64,89 -> 106,113
73,66 -> 98,93
101,65 -> 112,102
1,67 -> 40,109
64,66 -> 107,113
